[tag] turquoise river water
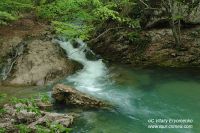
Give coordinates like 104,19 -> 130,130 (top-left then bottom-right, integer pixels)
0,40 -> 200,133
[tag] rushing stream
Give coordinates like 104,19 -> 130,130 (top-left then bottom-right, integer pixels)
1,39 -> 200,133
57,39 -> 200,133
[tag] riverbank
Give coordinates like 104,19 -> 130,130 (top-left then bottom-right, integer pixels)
90,25 -> 200,67
1,12 -> 200,86
1,65 -> 200,133
0,14 -> 81,86
0,83 -> 110,133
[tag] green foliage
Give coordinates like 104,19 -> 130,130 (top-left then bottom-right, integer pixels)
36,0 -> 141,40
36,0 -> 98,40
35,125 -> 50,133
0,93 -> 7,102
0,0 -> 34,14
0,108 -> 6,117
35,122 -> 72,133
36,0 -> 94,21
11,97 -> 41,116
93,4 -> 119,21
0,11 -> 17,25
0,93 -> 6,117
0,0 -> 34,25
190,29 -> 200,38
52,21 -> 94,40
11,97 -> 34,105
92,1 -> 140,28
0,128 -> 6,133
0,94 -> 70,133
47,122 -> 72,133
38,93 -> 50,103
16,124 -> 31,133
127,31 -> 150,47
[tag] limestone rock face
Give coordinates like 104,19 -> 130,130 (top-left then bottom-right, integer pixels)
52,84 -> 107,108
144,2 -> 200,28
9,40 -> 80,86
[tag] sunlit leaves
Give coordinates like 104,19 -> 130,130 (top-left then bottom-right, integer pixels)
52,21 -> 94,40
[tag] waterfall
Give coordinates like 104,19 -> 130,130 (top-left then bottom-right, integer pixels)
55,39 -> 109,93
56,39 -> 135,116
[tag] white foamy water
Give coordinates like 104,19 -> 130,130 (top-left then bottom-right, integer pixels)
56,39 -> 109,93
56,39 -> 150,117
55,40 -> 195,133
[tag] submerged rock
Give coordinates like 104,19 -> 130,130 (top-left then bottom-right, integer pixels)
52,84 -> 107,108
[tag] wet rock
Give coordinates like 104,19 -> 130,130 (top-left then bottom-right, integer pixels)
146,29 -> 172,42
36,101 -> 53,110
7,40 -> 81,86
71,40 -> 81,48
28,112 -> 73,129
52,84 -> 107,108
0,103 -> 74,132
85,50 -> 98,61
0,37 -> 22,58
92,25 -> 200,67
0,121 -> 14,132
17,110 -> 38,123
171,53 -> 177,57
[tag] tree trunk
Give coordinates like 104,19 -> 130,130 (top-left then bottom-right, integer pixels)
168,0 -> 181,47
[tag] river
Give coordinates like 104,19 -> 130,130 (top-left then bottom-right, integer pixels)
1,39 -> 200,133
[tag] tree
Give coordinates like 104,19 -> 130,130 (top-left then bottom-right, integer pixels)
32,0 -> 55,6
141,0 -> 200,48
162,0 -> 200,47
161,0 -> 182,47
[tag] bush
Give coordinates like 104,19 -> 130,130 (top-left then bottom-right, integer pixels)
0,0 -> 34,25
0,0 -> 33,14
127,31 -> 150,48
11,97 -> 41,116
0,11 -> 17,25
16,124 -> 31,133
52,21 -> 94,40
36,0 -> 141,40
0,128 -> 6,133
36,0 -> 94,21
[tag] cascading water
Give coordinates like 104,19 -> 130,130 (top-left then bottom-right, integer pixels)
0,39 -> 198,133
56,39 -> 109,92
0,39 -> 199,133
54,39 -> 198,133
55,39 -> 135,114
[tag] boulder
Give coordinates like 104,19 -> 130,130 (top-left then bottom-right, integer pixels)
7,40 -> 81,86
52,84 -> 107,108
